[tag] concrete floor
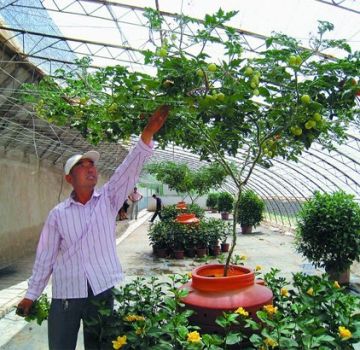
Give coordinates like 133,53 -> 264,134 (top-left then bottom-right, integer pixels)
1,210 -> 359,349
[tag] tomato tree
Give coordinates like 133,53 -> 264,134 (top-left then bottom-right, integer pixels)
145,161 -> 230,204
22,9 -> 360,273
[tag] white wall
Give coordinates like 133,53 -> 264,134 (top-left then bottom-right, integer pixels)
0,147 -> 107,269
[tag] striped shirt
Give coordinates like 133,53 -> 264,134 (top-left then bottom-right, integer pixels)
25,139 -> 153,300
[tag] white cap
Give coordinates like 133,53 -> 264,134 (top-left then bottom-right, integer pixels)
64,150 -> 100,175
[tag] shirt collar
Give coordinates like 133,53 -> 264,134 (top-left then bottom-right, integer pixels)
64,189 -> 101,208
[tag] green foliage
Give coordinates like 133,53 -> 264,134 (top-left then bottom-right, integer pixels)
145,161 -> 228,204
237,190 -> 265,227
26,270 -> 360,349
24,294 -> 50,326
206,192 -> 219,210
295,191 -> 360,272
217,192 -> 234,213
20,9 -> 360,272
258,268 -> 360,349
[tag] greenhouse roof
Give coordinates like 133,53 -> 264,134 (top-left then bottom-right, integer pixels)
0,0 -> 359,228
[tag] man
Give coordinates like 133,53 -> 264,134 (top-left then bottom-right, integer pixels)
128,187 -> 143,220
149,193 -> 163,223
16,105 -> 170,350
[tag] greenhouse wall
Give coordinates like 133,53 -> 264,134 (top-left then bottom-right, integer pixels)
0,148 -> 107,269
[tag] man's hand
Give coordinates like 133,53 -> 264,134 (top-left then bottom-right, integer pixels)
16,298 -> 34,317
141,105 -> 170,145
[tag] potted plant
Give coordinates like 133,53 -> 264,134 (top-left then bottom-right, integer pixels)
295,191 -> 360,284
219,221 -> 232,253
217,192 -> 234,220
206,192 -> 220,212
23,8 -> 359,330
237,190 -> 265,234
148,222 -> 170,258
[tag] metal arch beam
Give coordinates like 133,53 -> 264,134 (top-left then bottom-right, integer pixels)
221,175 -> 288,227
314,0 -> 360,14
302,147 -> 360,195
233,148 -> 329,196
6,0 -> 337,67
245,169 -> 299,227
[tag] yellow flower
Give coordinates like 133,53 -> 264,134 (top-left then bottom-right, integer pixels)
334,281 -> 341,289
235,307 -> 249,317
263,304 -> 278,315
338,326 -> 352,339
240,255 -> 247,260
187,331 -> 202,343
255,265 -> 262,271
187,272 -> 192,278
124,314 -> 145,322
112,335 -> 127,349
264,337 -> 278,348
306,287 -> 314,296
280,287 -> 289,297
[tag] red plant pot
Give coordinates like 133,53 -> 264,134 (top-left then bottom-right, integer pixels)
180,264 -> 273,333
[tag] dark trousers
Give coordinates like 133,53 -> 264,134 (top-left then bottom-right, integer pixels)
150,210 -> 162,222
48,284 -> 114,350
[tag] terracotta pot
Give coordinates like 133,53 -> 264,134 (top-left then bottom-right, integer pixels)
174,250 -> 185,259
241,225 -> 253,234
196,247 -> 207,258
221,212 -> 229,220
326,267 -> 350,285
221,242 -> 230,252
185,247 -> 196,258
209,245 -> 221,256
176,213 -> 200,225
180,264 -> 273,334
155,247 -> 168,258
176,201 -> 187,210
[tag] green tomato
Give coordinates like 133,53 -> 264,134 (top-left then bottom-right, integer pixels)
158,47 -> 167,57
244,67 -> 253,76
305,121 -> 313,129
253,89 -> 260,96
313,113 -> 322,122
208,63 -> 217,72
291,126 -> 302,136
196,69 -> 204,78
250,81 -> 258,89
295,55 -> 302,65
289,55 -> 297,66
216,92 -> 225,102
301,94 -> 311,104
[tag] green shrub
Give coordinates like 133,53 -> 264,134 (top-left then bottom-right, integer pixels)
295,191 -> 360,273
206,192 -> 219,210
217,192 -> 234,213
237,190 -> 265,227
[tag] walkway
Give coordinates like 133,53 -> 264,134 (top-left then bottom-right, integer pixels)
0,210 -> 359,349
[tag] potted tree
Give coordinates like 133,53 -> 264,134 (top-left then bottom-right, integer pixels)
217,192 -> 234,220
295,191 -> 360,285
22,8 -> 359,328
237,190 -> 265,234
145,161 -> 228,204
206,192 -> 220,212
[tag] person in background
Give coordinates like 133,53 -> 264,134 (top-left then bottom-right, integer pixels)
128,187 -> 143,220
149,193 -> 163,223
16,105 -> 170,350
118,198 -> 130,220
